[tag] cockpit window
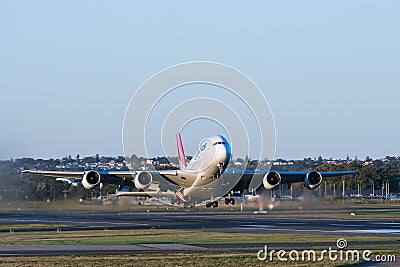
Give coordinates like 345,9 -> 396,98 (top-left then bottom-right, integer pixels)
213,141 -> 226,146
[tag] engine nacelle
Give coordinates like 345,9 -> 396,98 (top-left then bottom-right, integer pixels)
304,170 -> 322,190
263,171 -> 281,190
82,171 -> 101,190
134,171 -> 152,190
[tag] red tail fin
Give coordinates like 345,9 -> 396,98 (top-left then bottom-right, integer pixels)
176,132 -> 187,169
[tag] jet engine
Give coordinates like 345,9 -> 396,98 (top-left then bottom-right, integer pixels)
304,170 -> 322,190
82,171 -> 101,189
134,171 -> 152,190
263,171 -> 281,190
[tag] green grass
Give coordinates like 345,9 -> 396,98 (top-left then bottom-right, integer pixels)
1,229 -> 399,247
0,254 -> 361,267
0,228 -> 398,266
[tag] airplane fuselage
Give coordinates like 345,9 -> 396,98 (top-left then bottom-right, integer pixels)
173,135 -> 231,191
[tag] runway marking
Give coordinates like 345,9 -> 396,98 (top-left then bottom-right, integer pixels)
338,229 -> 400,234
235,226 -> 400,235
150,219 -> 173,221
239,224 -> 276,228
233,227 -> 333,233
367,222 -> 400,225
140,244 -> 208,251
329,224 -> 367,227
277,222 -> 307,225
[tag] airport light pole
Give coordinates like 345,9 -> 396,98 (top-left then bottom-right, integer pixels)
318,185 -> 321,198
386,180 -> 389,200
53,180 -> 56,202
333,183 -> 336,198
357,180 -> 362,197
371,180 -> 374,197
342,179 -> 345,200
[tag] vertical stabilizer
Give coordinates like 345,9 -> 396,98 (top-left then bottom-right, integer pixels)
176,132 -> 187,169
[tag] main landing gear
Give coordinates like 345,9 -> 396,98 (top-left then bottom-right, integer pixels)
205,198 -> 234,208
224,197 -> 235,205
206,201 -> 219,208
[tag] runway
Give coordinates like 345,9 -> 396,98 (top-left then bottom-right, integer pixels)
1,210 -> 400,236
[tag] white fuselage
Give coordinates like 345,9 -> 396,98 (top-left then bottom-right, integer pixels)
172,135 -> 231,195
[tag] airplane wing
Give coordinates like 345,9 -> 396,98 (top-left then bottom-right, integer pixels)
22,170 -> 86,178
272,170 -> 359,183
226,169 -> 359,193
22,169 -> 181,189
22,169 -> 179,178
23,168 -> 358,200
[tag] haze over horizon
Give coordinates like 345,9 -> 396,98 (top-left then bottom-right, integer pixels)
1,1 -> 399,161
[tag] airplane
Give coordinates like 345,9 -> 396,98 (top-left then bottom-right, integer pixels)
23,133 -> 358,208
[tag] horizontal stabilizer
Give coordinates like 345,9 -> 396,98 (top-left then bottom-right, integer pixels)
115,191 -> 176,198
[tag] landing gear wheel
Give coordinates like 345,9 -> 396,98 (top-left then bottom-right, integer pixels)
206,202 -> 212,208
212,201 -> 218,208
230,198 -> 235,205
225,198 -> 230,205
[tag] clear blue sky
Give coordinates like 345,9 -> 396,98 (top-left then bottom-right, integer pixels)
1,1 -> 399,160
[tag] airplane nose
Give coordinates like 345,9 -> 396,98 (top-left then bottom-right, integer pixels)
216,143 -> 229,165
